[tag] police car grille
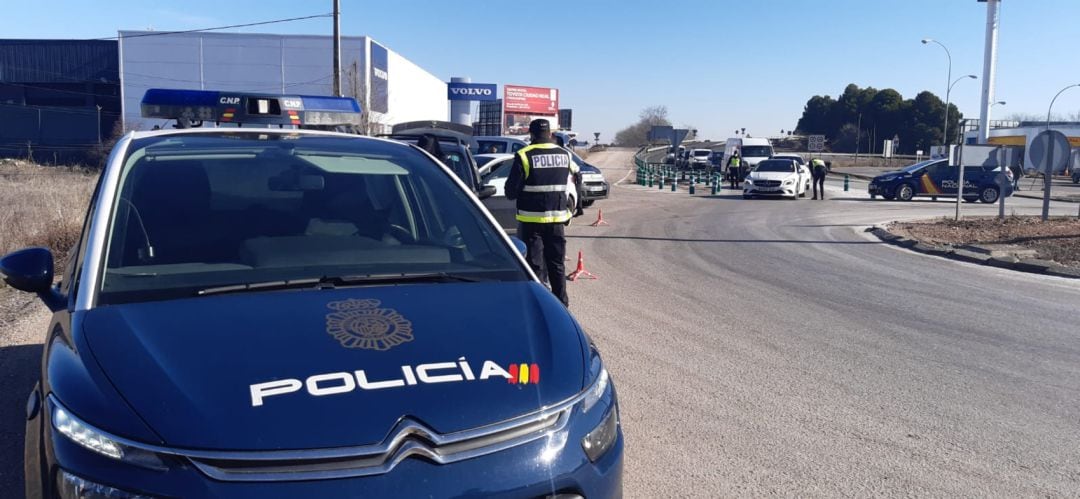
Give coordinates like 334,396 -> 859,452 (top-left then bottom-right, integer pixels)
757,180 -> 781,187
181,409 -> 569,482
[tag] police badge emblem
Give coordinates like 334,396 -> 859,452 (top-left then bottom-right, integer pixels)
325,299 -> 414,350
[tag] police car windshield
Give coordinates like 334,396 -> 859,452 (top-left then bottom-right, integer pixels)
98,133 -> 526,305
754,160 -> 796,172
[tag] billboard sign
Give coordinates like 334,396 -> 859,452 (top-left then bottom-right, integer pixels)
448,82 -> 497,101
504,85 -> 558,114
369,41 -> 388,113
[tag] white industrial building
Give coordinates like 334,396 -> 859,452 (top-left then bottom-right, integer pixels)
118,31 -> 446,131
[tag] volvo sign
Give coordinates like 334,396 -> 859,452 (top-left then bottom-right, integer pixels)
448,82 -> 498,101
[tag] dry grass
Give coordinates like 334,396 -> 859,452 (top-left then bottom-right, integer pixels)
0,159 -> 98,274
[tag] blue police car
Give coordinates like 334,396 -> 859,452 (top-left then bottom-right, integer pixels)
3,89 -> 622,498
868,158 -> 1013,203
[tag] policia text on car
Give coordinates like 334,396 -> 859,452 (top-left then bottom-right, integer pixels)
505,119 -> 579,307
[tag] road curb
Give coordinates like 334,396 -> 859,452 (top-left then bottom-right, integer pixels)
869,225 -> 1080,280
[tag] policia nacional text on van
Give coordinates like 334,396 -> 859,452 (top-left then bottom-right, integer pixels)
505,119 -> 579,307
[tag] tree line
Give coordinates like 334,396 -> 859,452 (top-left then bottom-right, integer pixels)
795,84 -> 961,155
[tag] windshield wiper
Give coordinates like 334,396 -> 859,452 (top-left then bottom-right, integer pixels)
196,272 -> 485,297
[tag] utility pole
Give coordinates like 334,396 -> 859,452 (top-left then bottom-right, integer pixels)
977,0 -> 1000,144
332,0 -> 342,97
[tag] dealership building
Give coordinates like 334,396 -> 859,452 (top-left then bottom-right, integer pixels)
118,31 -> 446,133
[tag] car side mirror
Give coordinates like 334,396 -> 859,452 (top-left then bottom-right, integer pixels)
0,247 -> 65,311
478,184 -> 497,200
508,236 -> 527,256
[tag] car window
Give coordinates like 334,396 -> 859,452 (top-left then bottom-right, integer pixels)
485,159 -> 514,181
742,146 -> 774,157
510,143 -> 525,153
477,140 -> 507,154
98,133 -> 526,305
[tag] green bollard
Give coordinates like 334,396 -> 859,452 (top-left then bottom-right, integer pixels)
658,174 -> 664,190
711,179 -> 718,195
689,182 -> 695,195
671,177 -> 676,192
648,173 -> 653,188
844,174 -> 850,192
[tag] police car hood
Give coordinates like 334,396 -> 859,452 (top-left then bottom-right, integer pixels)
82,282 -> 587,450
748,170 -> 798,181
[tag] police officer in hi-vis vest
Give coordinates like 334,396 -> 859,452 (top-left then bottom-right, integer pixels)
505,119 -> 579,306
811,157 -> 828,200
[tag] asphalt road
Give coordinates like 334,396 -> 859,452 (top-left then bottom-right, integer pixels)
2,148 -> 1079,497
566,149 -> 1080,497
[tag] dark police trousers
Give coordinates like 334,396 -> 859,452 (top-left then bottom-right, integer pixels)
519,222 -> 569,306
812,170 -> 826,199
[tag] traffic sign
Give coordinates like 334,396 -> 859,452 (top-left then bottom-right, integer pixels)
1029,129 -> 1070,174
808,134 -> 825,152
672,128 -> 690,147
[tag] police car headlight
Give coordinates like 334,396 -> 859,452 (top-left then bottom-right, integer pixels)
880,174 -> 898,182
581,404 -> 619,463
57,470 -> 153,499
51,397 -> 166,470
744,178 -> 753,185
581,353 -> 610,414
783,178 -> 794,185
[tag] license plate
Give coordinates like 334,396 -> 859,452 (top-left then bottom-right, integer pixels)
587,186 -> 605,192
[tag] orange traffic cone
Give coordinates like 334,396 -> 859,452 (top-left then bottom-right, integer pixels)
567,251 -> 598,281
589,208 -> 610,227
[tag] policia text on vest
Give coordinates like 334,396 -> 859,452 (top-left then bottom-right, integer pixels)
505,141 -> 578,307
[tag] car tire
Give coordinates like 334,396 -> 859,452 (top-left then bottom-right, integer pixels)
742,194 -> 752,199
896,184 -> 914,201
870,194 -> 877,200
979,186 -> 1000,203
1072,174 -> 1079,184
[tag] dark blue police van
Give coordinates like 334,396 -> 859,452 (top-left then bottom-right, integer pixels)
868,158 -> 1013,203
2,89 -> 622,498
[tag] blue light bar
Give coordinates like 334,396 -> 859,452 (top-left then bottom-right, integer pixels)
140,88 -> 363,128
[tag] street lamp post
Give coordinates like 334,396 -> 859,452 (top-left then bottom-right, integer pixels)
922,39 -> 952,146
1042,83 -> 1080,220
945,74 -> 978,144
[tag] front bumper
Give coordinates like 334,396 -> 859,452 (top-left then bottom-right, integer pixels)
743,183 -> 797,198
34,397 -> 623,498
582,182 -> 609,200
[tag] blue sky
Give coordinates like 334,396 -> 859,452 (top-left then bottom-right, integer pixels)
8,0 -> 1080,142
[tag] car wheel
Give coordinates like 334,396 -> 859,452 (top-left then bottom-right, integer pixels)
583,200 -> 595,207
742,194 -> 752,199
896,183 -> 914,201
870,194 -> 877,200
1072,174 -> 1079,184
979,186 -> 1000,203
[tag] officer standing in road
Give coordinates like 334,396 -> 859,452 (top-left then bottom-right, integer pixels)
811,157 -> 828,200
506,119 -> 578,306
727,149 -> 742,189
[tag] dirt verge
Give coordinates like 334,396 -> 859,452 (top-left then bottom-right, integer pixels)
889,216 -> 1080,268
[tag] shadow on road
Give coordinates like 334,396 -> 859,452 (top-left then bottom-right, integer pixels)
0,343 -> 41,494
566,235 -> 881,245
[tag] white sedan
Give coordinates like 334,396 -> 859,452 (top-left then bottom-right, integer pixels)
743,158 -> 809,199
479,154 -> 579,231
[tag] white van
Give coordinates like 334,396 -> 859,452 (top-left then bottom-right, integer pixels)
723,137 -> 774,169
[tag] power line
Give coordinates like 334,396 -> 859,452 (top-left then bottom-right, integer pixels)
98,13 -> 332,41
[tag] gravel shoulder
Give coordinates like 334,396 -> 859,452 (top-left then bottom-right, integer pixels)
0,286 -> 49,494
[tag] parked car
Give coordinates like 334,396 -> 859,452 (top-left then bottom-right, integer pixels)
6,88 -> 623,499
743,158 -> 809,199
868,158 -> 1013,202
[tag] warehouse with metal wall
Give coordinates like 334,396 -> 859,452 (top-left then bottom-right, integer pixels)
118,31 -> 446,133
0,39 -> 120,162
